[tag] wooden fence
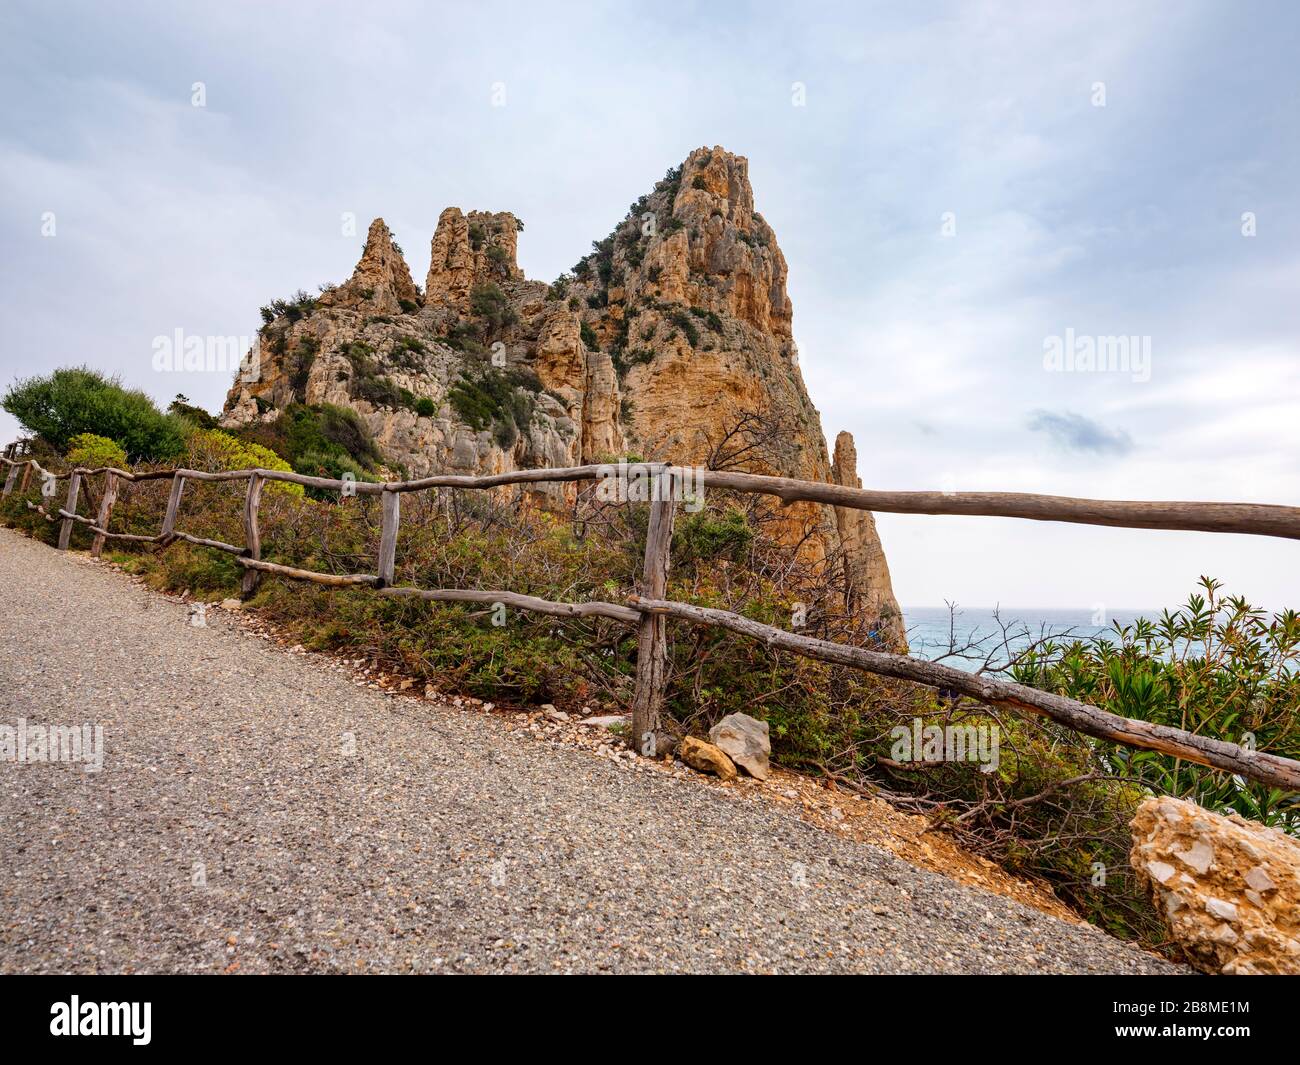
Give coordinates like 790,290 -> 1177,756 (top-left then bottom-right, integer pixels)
4,446 -> 1300,792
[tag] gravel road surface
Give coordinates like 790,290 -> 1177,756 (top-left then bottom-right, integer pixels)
0,527 -> 1180,973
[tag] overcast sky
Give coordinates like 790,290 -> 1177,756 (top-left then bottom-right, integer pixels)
2,0 -> 1297,610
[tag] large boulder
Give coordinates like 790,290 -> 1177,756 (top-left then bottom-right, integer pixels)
1130,796 -> 1300,974
679,737 -> 737,781
708,712 -> 770,780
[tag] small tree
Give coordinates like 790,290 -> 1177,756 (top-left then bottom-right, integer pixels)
3,367 -> 185,461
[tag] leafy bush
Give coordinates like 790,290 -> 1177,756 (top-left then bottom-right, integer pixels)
167,394 -> 219,430
289,335 -> 319,397
259,290 -> 317,325
669,309 -> 700,347
448,369 -> 537,441
469,282 -> 517,332
65,432 -> 128,470
1013,578 -> 1300,830
353,374 -> 416,411
414,397 -> 437,418
579,321 -> 599,350
3,367 -> 186,461
187,428 -> 303,497
674,507 -> 754,563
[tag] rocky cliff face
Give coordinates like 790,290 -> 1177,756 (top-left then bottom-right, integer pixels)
222,146 -> 904,643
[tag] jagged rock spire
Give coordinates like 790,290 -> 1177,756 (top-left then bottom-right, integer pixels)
425,207 -> 523,312
832,431 -> 906,650
322,217 -> 422,315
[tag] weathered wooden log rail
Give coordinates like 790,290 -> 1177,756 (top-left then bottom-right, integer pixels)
4,450 -> 1300,791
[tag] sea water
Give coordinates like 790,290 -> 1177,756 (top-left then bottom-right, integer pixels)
902,606 -> 1154,673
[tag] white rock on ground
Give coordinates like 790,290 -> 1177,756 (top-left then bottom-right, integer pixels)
709,712 -> 771,780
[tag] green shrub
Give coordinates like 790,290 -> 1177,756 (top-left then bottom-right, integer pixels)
167,394 -> 219,430
470,282 -> 518,332
1014,578 -> 1300,830
352,374 -> 408,409
187,428 -> 303,497
3,366 -> 185,461
674,507 -> 753,563
669,309 -> 700,347
289,335 -> 319,397
259,289 -> 317,325
414,397 -> 437,418
448,369 -> 537,440
65,432 -> 128,470
580,321 -> 599,350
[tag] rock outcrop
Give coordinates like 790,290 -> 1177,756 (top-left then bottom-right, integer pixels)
1130,796 -> 1300,974
424,208 -> 525,313
831,433 -> 904,648
319,218 -> 422,316
222,146 -> 903,640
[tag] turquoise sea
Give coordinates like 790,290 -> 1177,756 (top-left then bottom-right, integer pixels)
902,607 -> 1155,673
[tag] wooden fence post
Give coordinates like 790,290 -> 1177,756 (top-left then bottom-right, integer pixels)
241,473 -> 264,597
630,468 -> 677,755
90,473 -> 119,558
2,463 -> 17,497
57,472 -> 82,550
377,489 -> 400,587
160,473 -> 186,541
19,462 -> 32,493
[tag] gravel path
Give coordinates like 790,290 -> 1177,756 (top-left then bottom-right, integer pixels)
0,527 -> 1180,974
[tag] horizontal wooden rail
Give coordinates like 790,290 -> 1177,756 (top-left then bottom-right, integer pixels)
693,469 -> 1300,540
377,585 -> 642,624
630,596 -> 1300,792
6,455 -> 1297,538
234,556 -> 381,588
4,446 -> 1299,793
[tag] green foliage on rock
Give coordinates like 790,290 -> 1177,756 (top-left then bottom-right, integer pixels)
469,282 -> 517,332
238,402 -> 382,498
187,428 -> 303,497
448,368 -> 537,442
259,289 -> 317,325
